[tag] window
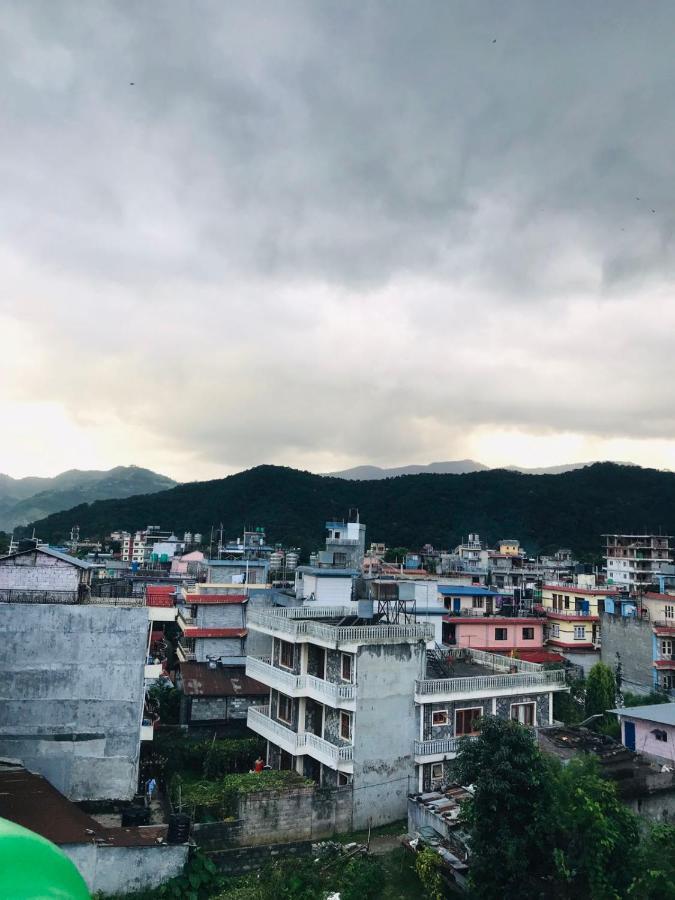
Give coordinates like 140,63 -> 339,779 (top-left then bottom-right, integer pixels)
472,597 -> 484,609
574,625 -> 586,640
455,707 -> 482,737
432,710 -> 449,727
662,639 -> 673,657
653,729 -> 668,743
522,627 -> 535,640
430,763 -> 444,780
666,606 -> 675,620
340,712 -> 352,741
662,673 -> 675,690
334,531 -> 341,540
564,596 -> 570,610
337,772 -> 351,786
277,693 -> 293,724
494,628 -> 508,641
341,653 -> 353,683
279,640 -> 294,670
551,624 -> 560,638
511,702 -> 536,726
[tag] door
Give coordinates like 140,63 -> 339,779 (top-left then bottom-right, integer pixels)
624,720 -> 636,751
453,598 -> 461,613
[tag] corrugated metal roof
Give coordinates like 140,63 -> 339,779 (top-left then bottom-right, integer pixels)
182,627 -> 247,638
296,566 -> 359,577
0,546 -> 93,569
437,585 -> 501,596
184,594 -> 248,605
180,662 -> 268,697
609,704 -> 675,726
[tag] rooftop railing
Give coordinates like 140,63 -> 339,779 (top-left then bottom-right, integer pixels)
446,647 -> 544,674
248,608 -> 434,644
0,588 -> 144,606
416,668 -> 566,698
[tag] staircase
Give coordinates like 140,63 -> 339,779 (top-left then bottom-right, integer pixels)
426,643 -> 454,678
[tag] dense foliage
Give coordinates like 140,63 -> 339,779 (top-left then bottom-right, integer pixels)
173,770 -> 312,822
151,732 -> 265,781
24,462 -> 675,559
454,717 -> 675,899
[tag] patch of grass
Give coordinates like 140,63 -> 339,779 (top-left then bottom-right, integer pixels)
174,769 -> 313,822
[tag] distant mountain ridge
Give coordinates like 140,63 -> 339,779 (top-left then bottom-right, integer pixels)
22,462 -> 675,561
0,466 -> 176,531
326,460 -> 608,479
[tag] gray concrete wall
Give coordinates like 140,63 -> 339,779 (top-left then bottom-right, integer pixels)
194,785 -> 353,848
600,613 -> 654,693
62,841 -> 188,895
351,641 -> 425,829
196,637 -> 245,662
0,603 -> 147,800
0,552 -> 81,594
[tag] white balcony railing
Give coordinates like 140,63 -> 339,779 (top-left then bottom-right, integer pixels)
414,737 -> 465,758
246,656 -> 356,705
248,608 -> 434,645
446,647 -> 543,674
247,706 -> 353,767
543,607 -> 599,619
416,668 -> 566,699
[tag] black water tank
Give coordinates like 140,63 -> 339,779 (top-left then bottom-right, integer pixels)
167,813 -> 191,844
122,805 -> 150,827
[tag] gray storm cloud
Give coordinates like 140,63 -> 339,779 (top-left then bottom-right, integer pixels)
2,1 -> 675,478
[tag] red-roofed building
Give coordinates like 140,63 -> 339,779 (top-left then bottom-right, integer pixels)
176,585 -> 249,665
178,662 -> 268,727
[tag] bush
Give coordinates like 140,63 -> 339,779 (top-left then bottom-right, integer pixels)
152,733 -> 265,781
174,770 -> 313,822
415,847 -> 445,900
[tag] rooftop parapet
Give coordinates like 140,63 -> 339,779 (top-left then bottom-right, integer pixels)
247,605 -> 434,647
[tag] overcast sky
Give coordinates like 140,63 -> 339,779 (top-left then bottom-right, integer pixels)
2,2 -> 675,481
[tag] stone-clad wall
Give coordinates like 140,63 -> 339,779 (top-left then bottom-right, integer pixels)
495,693 -> 550,725
272,637 -> 301,675
420,692 -> 553,740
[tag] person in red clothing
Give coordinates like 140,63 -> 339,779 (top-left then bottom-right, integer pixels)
254,756 -> 264,773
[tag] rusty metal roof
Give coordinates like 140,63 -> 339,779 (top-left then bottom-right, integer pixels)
180,662 -> 268,697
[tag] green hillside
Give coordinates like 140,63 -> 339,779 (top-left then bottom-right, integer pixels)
23,462 -> 675,561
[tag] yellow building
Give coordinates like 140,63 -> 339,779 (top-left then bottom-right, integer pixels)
538,584 -> 617,660
498,539 -> 521,557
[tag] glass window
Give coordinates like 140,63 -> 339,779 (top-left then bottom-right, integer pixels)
522,627 -> 534,640
495,628 -> 508,641
574,625 -> 586,640
341,653 -> 353,682
472,597 -> 484,609
511,702 -> 535,726
431,763 -> 444,780
552,624 -> 560,638
666,606 -> 674,620
432,710 -> 449,727
340,712 -> 352,741
277,693 -> 293,724
455,707 -> 482,737
662,640 -> 673,657
279,640 -> 294,669
653,729 -> 668,742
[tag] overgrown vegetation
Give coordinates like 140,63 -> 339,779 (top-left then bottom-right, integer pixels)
97,850 -> 220,900
173,770 -> 312,822
151,732 -> 265,782
25,461 -> 675,559
454,716 -> 675,898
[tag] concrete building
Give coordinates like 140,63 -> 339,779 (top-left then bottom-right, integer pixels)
0,545 -> 94,601
244,606 -> 566,826
0,762 -> 188,896
323,511 -> 366,570
205,557 -> 270,585
437,584 -> 505,616
539,583 -> 619,673
294,566 -> 358,605
440,615 -> 547,657
178,663 -> 268,727
176,585 -> 250,666
604,534 -> 672,591
610,703 -> 675,765
0,598 -> 148,801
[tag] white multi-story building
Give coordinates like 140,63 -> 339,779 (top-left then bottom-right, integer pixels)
245,605 -> 567,827
603,534 -> 672,591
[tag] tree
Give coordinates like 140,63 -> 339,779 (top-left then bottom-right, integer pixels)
629,823 -> 675,898
415,847 -> 445,900
551,756 -> 640,899
453,716 -> 556,898
585,662 -> 617,718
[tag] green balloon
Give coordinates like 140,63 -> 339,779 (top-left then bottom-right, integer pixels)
0,817 -> 91,899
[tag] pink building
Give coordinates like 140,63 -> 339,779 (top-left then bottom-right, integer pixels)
442,616 -> 545,653
170,550 -> 205,576
611,704 -> 675,766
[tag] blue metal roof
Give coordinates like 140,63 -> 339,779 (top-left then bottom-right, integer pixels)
437,585 -> 502,596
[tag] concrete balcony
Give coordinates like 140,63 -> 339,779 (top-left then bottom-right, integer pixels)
247,705 -> 353,772
246,656 -> 356,708
414,736 -> 470,763
176,642 -> 196,662
415,669 -> 567,703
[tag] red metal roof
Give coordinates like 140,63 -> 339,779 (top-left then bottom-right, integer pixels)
185,594 -> 248,604
180,662 -> 268,696
645,592 -> 675,601
653,659 -> 675,669
146,585 -> 176,607
182,627 -> 247,638
546,639 -> 597,651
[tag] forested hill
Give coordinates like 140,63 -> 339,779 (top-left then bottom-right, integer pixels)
23,463 -> 675,560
